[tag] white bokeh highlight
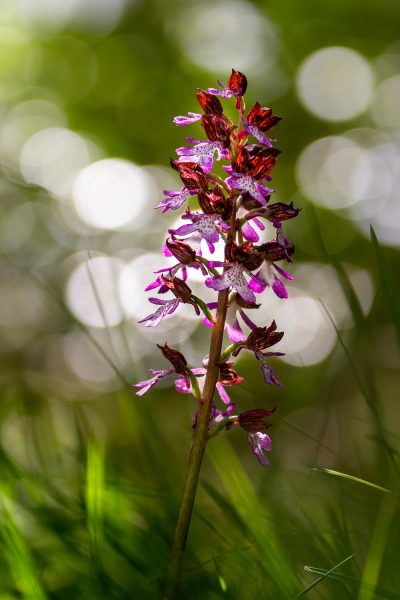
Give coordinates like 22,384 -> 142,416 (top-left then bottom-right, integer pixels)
73,159 -> 155,231
170,0 -> 280,73
297,47 -> 374,121
20,127 -> 94,199
18,0 -> 128,33
119,253 -> 199,340
65,255 -> 124,328
296,135 -> 391,210
371,75 -> 400,130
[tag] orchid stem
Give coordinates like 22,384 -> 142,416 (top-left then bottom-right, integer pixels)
163,287 -> 229,599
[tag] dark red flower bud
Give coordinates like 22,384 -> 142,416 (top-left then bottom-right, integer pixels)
162,275 -> 200,315
238,408 -> 276,432
234,145 -> 281,180
225,240 -> 264,271
201,113 -> 232,144
246,322 -> 284,352
257,241 -> 295,262
235,296 -> 260,310
157,343 -> 187,375
247,102 -> 281,132
266,202 -> 301,223
196,90 -> 223,115
166,237 -> 196,264
198,186 -> 232,219
170,160 -> 208,191
162,275 -> 192,302
219,362 -> 244,386
228,69 -> 248,96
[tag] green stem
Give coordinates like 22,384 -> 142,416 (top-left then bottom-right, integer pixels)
163,287 -> 229,599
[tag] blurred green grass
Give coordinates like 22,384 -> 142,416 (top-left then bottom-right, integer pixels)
0,0 -> 400,598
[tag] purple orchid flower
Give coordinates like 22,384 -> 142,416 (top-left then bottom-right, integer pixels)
138,298 -> 180,327
249,261 -> 294,299
232,322 -> 284,386
135,343 -> 190,396
247,432 -> 272,466
169,211 -> 230,253
205,262 -> 265,304
155,187 -> 196,213
134,368 -> 175,396
207,69 -> 248,108
175,368 -> 232,405
237,205 -> 265,242
225,172 -> 275,206
203,297 -> 261,343
176,138 -> 229,173
175,360 -> 243,406
243,121 -> 274,147
173,112 -> 202,126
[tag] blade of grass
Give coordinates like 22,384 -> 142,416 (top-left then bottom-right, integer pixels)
357,493 -> 398,600
320,300 -> 400,471
207,437 -> 298,596
307,206 -> 366,330
85,251 -> 125,374
370,225 -> 400,346
86,438 -> 106,581
0,491 -> 47,600
309,466 -> 393,494
293,553 -> 355,599
304,567 -> 399,599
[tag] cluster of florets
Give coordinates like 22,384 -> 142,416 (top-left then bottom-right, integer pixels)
135,70 -> 300,466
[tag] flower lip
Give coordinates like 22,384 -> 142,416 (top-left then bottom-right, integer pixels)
247,432 -> 272,466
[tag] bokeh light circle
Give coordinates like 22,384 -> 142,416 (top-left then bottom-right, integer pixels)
271,294 -> 337,366
73,159 -> 155,230
297,47 -> 374,121
20,127 -> 93,199
371,75 -> 400,130
170,0 -> 279,73
296,135 -> 389,210
65,255 -> 124,328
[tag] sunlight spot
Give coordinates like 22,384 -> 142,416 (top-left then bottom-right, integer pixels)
63,332 -> 119,385
371,75 -> 400,130
296,135 -> 391,210
20,127 -> 95,200
0,100 -> 66,169
18,0 -> 128,33
0,203 -> 35,253
170,0 -> 279,73
119,253 -> 199,338
73,159 -> 155,230
297,47 -> 374,121
273,294 -> 337,366
65,255 -> 124,328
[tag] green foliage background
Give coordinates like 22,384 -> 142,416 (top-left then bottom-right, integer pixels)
0,0 -> 399,598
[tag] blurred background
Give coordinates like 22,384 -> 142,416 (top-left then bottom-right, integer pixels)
0,0 -> 399,598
